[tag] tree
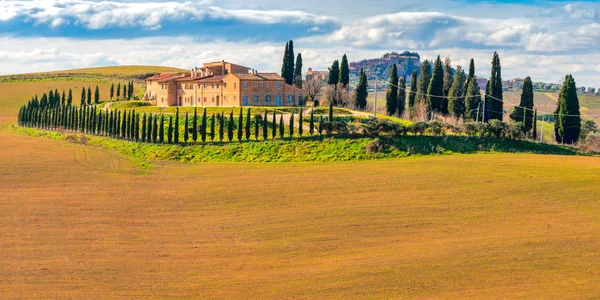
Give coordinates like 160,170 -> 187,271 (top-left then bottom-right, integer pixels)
117,83 -> 121,98
294,53 -> 303,89
168,116 -> 173,143
408,70 -> 418,117
319,115 -> 324,135
152,114 -> 158,143
309,109 -> 315,136
94,85 -> 100,104
354,68 -> 368,110
263,111 -> 268,140
329,101 -> 334,123
61,90 -> 66,106
339,54 -> 350,88
184,112 -> 189,143
159,115 -> 165,143
81,87 -> 86,106
289,112 -> 294,138
123,83 -> 127,100
254,113 -> 260,141
554,74 -> 581,144
146,113 -> 152,141
510,76 -> 534,132
448,65 -> 467,122
68,89 -> 73,106
201,108 -> 207,143
443,57 -> 454,97
87,87 -> 92,105
532,109 -> 537,140
210,114 -> 215,142
298,108 -> 303,137
386,64 -> 399,116
228,111 -> 234,142
141,113 -> 147,142
485,52 -> 503,121
416,60 -> 432,104
464,58 -> 476,97
110,83 -> 114,100
245,108 -> 251,140
237,107 -> 243,141
397,76 -> 406,117
219,114 -> 225,142
272,110 -> 277,139
281,40 -> 295,85
192,107 -> 198,143
303,78 -> 323,107
327,60 -> 340,86
464,76 -> 482,122
174,108 -> 180,143
281,42 -> 289,83
279,114 -> 285,138
427,55 -> 445,115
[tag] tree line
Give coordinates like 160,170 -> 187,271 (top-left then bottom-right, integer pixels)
109,81 -> 134,100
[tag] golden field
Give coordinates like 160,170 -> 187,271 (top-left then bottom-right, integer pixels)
1,75 -> 600,298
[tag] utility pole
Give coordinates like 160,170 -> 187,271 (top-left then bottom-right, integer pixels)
476,101 -> 481,123
373,77 -> 377,119
482,96 -> 486,123
540,115 -> 545,143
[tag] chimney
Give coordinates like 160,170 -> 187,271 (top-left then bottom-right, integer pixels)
222,60 -> 226,76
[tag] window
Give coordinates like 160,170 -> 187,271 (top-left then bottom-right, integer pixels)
178,84 -> 182,90
266,95 -> 271,102
216,84 -> 219,89
224,96 -> 227,101
212,84 -> 214,89
203,97 -> 206,103
276,82 -> 281,88
253,95 -> 259,102
262,83 -> 265,88
234,82 -> 237,89
298,95 -> 303,104
243,82 -> 247,88
212,97 -> 215,103
204,84 -> 207,89
288,95 -> 294,102
234,95 -> 237,101
224,83 -> 227,88
256,83 -> 260,89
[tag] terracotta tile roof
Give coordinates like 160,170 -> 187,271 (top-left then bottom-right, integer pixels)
232,73 -> 284,81
157,73 -> 187,83
146,72 -> 180,81
194,75 -> 226,83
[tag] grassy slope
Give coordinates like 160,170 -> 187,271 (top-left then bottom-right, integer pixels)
5,65 -> 187,78
1,129 -> 600,298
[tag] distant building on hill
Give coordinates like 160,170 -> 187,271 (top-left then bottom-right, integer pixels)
476,77 -> 489,91
349,51 -> 421,80
305,67 -> 329,82
143,60 -> 303,107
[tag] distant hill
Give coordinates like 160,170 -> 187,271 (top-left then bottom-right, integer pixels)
350,51 -> 421,82
0,66 -> 188,82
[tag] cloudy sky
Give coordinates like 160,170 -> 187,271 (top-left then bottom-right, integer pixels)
1,0 -> 600,86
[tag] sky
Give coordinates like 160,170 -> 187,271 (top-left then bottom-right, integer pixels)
1,0 -> 600,86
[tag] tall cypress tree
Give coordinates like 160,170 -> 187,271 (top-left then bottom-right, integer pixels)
61,90 -> 66,106
68,89 -> 73,106
87,87 -> 92,105
464,59 -> 476,97
117,83 -> 121,98
510,76 -> 534,132
219,114 -> 225,142
319,115 -> 324,135
141,113 -> 147,142
152,114 -> 158,143
94,85 -> 100,104
122,110 -> 128,138
135,113 -> 140,141
245,108 -> 251,140
123,83 -> 127,100
159,115 -> 165,143
110,83 -> 115,100
309,109 -> 315,136
174,108 -> 180,143
329,101 -> 334,123
146,113 -> 152,141
237,107 -> 243,141
184,112 -> 189,143
201,108 -> 207,143
339,54 -> 350,88
532,109 -> 538,140
168,116 -> 173,144
280,114 -> 285,138
354,68 -> 368,110
443,57 -> 454,97
289,113 -> 294,138
485,52 -> 503,121
210,114 -> 215,142
408,70 -> 418,118
192,107 -> 198,143
465,77 -> 482,122
281,42 -> 289,82
416,60 -> 432,104
327,60 -> 340,86
272,110 -> 277,139
554,74 -> 581,144
286,40 -> 295,85
427,55 -> 445,116
298,108 -> 303,137
81,87 -> 86,106
397,76 -> 407,117
254,113 -> 260,141
263,111 -> 268,140
294,53 -> 303,89
228,111 -> 234,142
386,63 -> 399,116
448,65 -> 467,122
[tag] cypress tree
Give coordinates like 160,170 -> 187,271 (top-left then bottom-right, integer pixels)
128,81 -> 133,100
81,87 -> 86,106
281,42 -> 289,81
228,111 -> 234,142
254,113 -> 260,141
408,70 -> 418,118
448,65 -> 467,122
152,114 -> 158,143
329,101 -> 334,123
464,59 -> 476,97
294,53 -> 303,89
272,110 -> 277,139
289,112 -> 294,138
123,83 -> 127,100
117,83 -> 121,98
210,114 -> 215,142
94,85 -> 100,104
49,90 -> 54,108
68,89 -> 73,106
554,74 -> 581,144
339,54 -> 350,88
354,68 -> 368,110
110,83 -> 114,100
184,112 -> 189,143
327,60 -> 340,86
146,113 -> 152,141
286,40 -> 295,85
141,113 -> 147,142
263,111 -> 268,140
464,76 -> 482,122
192,107 -> 198,143
427,55 -> 445,116
485,52 -> 503,121
87,87 -> 92,105
441,57 -> 453,114
237,107 -> 243,141
121,110 -> 127,138
245,108 -> 251,140
386,63 -> 399,116
416,60 -> 432,104
309,109 -> 314,136
319,115 -> 324,135
159,115 -> 165,143
135,113 -> 140,141
298,108 -> 303,137
174,108 -> 179,143
201,108 -> 207,143
510,76 -> 534,132
130,110 -> 136,139
168,116 -> 173,143
532,109 -> 538,140
61,90 -> 66,106
397,76 -> 407,117
116,110 -> 121,137
219,114 -> 225,142
280,114 -> 285,138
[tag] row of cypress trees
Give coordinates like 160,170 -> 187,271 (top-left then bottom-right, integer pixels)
18,103 -> 326,144
110,81 -> 134,100
28,89 -> 74,109
80,86 -> 101,106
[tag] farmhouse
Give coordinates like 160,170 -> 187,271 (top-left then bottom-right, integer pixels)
143,61 -> 304,107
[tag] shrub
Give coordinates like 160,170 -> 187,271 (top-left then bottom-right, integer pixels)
507,122 -> 525,140
485,120 -> 509,138
365,138 -> 385,153
362,119 -> 406,137
321,121 -> 348,135
428,120 -> 445,136
408,121 -> 428,136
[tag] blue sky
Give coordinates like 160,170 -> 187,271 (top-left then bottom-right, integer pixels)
1,0 -> 600,86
